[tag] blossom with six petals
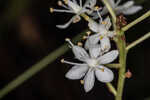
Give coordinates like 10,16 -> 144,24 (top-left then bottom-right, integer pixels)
62,38 -> 119,92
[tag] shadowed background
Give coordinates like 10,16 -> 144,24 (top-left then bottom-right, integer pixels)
0,0 -> 150,100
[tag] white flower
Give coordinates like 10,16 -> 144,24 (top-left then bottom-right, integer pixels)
62,38 -> 118,92
85,15 -> 115,53
50,0 -> 97,29
92,0 -> 142,19
102,0 -> 142,15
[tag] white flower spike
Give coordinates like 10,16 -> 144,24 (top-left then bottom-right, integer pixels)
62,39 -> 119,92
102,0 -> 142,15
50,0 -> 97,29
86,12 -> 115,53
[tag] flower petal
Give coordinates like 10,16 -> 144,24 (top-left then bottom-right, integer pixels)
95,66 -> 114,82
65,65 -> 89,79
88,20 -> 99,32
84,33 -> 100,50
98,50 -> 119,64
84,68 -> 95,92
56,17 -> 74,29
104,16 -> 112,30
122,6 -> 142,15
89,45 -> 102,58
115,1 -> 134,14
72,46 -> 89,61
100,37 -> 111,53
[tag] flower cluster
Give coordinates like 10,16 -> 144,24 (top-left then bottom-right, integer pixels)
50,0 -> 142,92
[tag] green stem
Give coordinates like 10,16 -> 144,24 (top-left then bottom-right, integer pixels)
105,63 -> 120,69
126,32 -> 150,52
115,31 -> 127,100
106,83 -> 117,96
0,30 -> 86,99
122,10 -> 150,32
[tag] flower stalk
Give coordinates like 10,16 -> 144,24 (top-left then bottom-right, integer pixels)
126,32 -> 150,52
122,10 -> 150,32
106,83 -> 117,96
115,31 -> 127,100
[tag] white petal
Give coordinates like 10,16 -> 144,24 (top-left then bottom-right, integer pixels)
89,46 -> 102,58
84,33 -> 100,50
95,66 -> 114,82
84,0 -> 97,8
68,0 -> 81,13
88,20 -> 99,32
100,37 -> 111,53
98,50 -> 119,64
115,1 -> 134,15
122,1 -> 134,8
122,6 -> 142,15
65,65 -> 89,79
84,68 -> 95,92
56,17 -> 74,29
101,6 -> 108,16
72,46 -> 89,61
107,31 -> 115,38
104,16 -> 112,30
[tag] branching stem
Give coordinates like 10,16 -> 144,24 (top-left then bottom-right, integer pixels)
122,10 -> 150,32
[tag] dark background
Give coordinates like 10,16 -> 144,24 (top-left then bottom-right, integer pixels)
0,0 -> 150,100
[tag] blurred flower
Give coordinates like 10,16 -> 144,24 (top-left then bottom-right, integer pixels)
93,0 -> 142,19
50,0 -> 97,29
61,38 -> 118,92
85,14 -> 115,52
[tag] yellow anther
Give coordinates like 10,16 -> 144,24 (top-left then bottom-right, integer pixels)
101,21 -> 107,25
77,42 -> 83,46
80,80 -> 84,85
84,16 -> 90,21
103,45 -> 109,50
94,6 -> 100,11
64,0 -> 68,4
73,17 -> 81,23
65,38 -> 70,41
100,68 -> 105,72
50,8 -> 54,13
61,59 -> 65,63
86,31 -> 91,36
99,36 -> 103,40
82,36 -> 87,40
58,1 -> 63,6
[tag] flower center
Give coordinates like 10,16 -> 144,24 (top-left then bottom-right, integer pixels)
86,59 -> 98,68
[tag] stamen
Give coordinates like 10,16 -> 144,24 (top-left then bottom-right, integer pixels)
77,42 -> 83,46
100,68 -> 105,72
96,8 -> 103,23
86,31 -> 91,36
72,16 -> 81,23
58,1 -> 63,6
51,9 -> 74,13
82,36 -> 88,40
79,0 -> 82,7
80,80 -> 84,85
97,67 -> 105,72
50,8 -> 54,13
61,59 -> 85,66
57,1 -> 70,9
101,21 -> 107,25
63,0 -> 68,4
94,6 -> 100,11
100,35 -> 103,40
65,38 -> 74,47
